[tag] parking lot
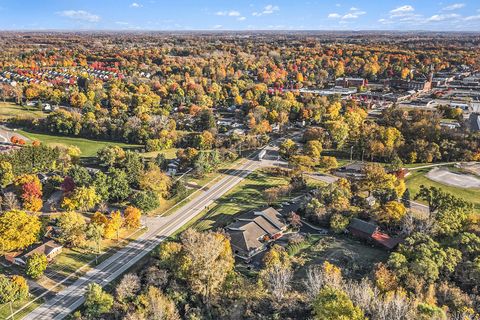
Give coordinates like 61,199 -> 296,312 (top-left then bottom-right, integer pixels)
427,167 -> 480,188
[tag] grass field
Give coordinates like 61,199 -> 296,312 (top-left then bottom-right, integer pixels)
142,148 -> 178,160
18,130 -> 141,157
0,298 -> 41,320
406,168 -> 480,213
0,102 -> 47,120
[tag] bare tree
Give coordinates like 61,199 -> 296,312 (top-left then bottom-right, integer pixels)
116,273 -> 141,302
3,192 -> 19,210
143,266 -> 169,289
343,278 -> 376,315
304,265 -> 343,299
264,264 -> 293,301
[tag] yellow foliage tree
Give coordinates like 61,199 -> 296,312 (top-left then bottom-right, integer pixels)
124,206 -> 141,229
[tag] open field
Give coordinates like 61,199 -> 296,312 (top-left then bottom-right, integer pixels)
191,169 -> 293,232
0,102 -> 47,120
18,130 -> 141,157
181,168 -> 324,233
0,298 -> 41,320
406,168 -> 480,213
141,148 -> 178,160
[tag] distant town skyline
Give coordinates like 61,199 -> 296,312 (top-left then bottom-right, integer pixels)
0,0 -> 480,31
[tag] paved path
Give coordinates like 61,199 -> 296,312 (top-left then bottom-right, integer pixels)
22,156 -> 263,320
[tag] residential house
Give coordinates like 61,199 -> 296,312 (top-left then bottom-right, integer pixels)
348,218 -> 402,250
334,162 -> 366,180
226,207 -> 287,260
5,240 -> 63,266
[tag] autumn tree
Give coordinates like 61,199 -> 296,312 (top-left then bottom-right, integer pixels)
124,206 -> 141,229
312,287 -> 365,320
139,164 -> 171,199
375,201 -> 407,225
0,210 -> 41,252
84,283 -> 113,318
57,211 -> 87,247
104,211 -> 123,240
25,253 -> 47,279
0,161 -> 14,187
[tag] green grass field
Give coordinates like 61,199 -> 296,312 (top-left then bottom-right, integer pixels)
18,130 -> 141,157
142,148 -> 178,160
0,298 -> 41,320
0,102 -> 47,120
406,168 -> 480,213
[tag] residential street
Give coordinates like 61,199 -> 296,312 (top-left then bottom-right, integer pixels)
22,155 -> 263,320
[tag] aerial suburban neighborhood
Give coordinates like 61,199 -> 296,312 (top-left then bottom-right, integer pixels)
0,1 -> 479,320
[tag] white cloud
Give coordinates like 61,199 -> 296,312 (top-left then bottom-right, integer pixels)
57,10 -> 100,22
427,13 -> 460,21
442,3 -> 465,11
328,7 -> 365,20
216,10 -> 241,17
237,16 -> 246,21
390,5 -> 415,15
328,13 -> 341,19
464,14 -> 480,20
130,2 -> 142,8
212,24 -> 223,29
252,4 -> 280,16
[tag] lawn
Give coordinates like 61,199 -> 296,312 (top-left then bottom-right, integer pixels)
406,168 -> 480,213
0,102 -> 47,120
18,130 -> 141,157
142,148 -> 178,160
185,169 -> 297,232
0,298 -> 41,320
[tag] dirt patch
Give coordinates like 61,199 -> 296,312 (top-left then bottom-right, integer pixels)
426,168 -> 480,189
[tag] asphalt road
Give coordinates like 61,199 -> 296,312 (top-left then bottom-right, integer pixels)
22,156 -> 262,320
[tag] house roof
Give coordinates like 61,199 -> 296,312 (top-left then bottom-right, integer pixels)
371,231 -> 403,250
348,218 -> 378,236
21,240 -> 63,259
228,230 -> 264,256
256,207 -> 286,230
237,215 -> 279,235
226,207 -> 286,256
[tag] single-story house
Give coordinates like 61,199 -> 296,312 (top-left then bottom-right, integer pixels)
334,162 -> 366,179
5,240 -> 63,266
348,218 -> 402,250
226,207 -> 287,260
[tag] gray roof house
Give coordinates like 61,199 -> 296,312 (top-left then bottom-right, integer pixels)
226,207 -> 287,260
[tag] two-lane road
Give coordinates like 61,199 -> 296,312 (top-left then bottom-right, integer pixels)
23,156 -> 262,320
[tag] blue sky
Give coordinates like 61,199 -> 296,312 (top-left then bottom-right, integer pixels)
0,0 -> 479,31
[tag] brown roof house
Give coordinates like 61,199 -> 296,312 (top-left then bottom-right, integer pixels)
5,240 -> 63,266
226,207 -> 287,260
348,218 -> 402,250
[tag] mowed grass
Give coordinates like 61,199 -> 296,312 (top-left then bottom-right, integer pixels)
188,169 -> 293,232
18,130 -> 141,157
0,298 -> 41,320
406,168 -> 480,213
142,148 -> 178,160
0,102 -> 47,120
